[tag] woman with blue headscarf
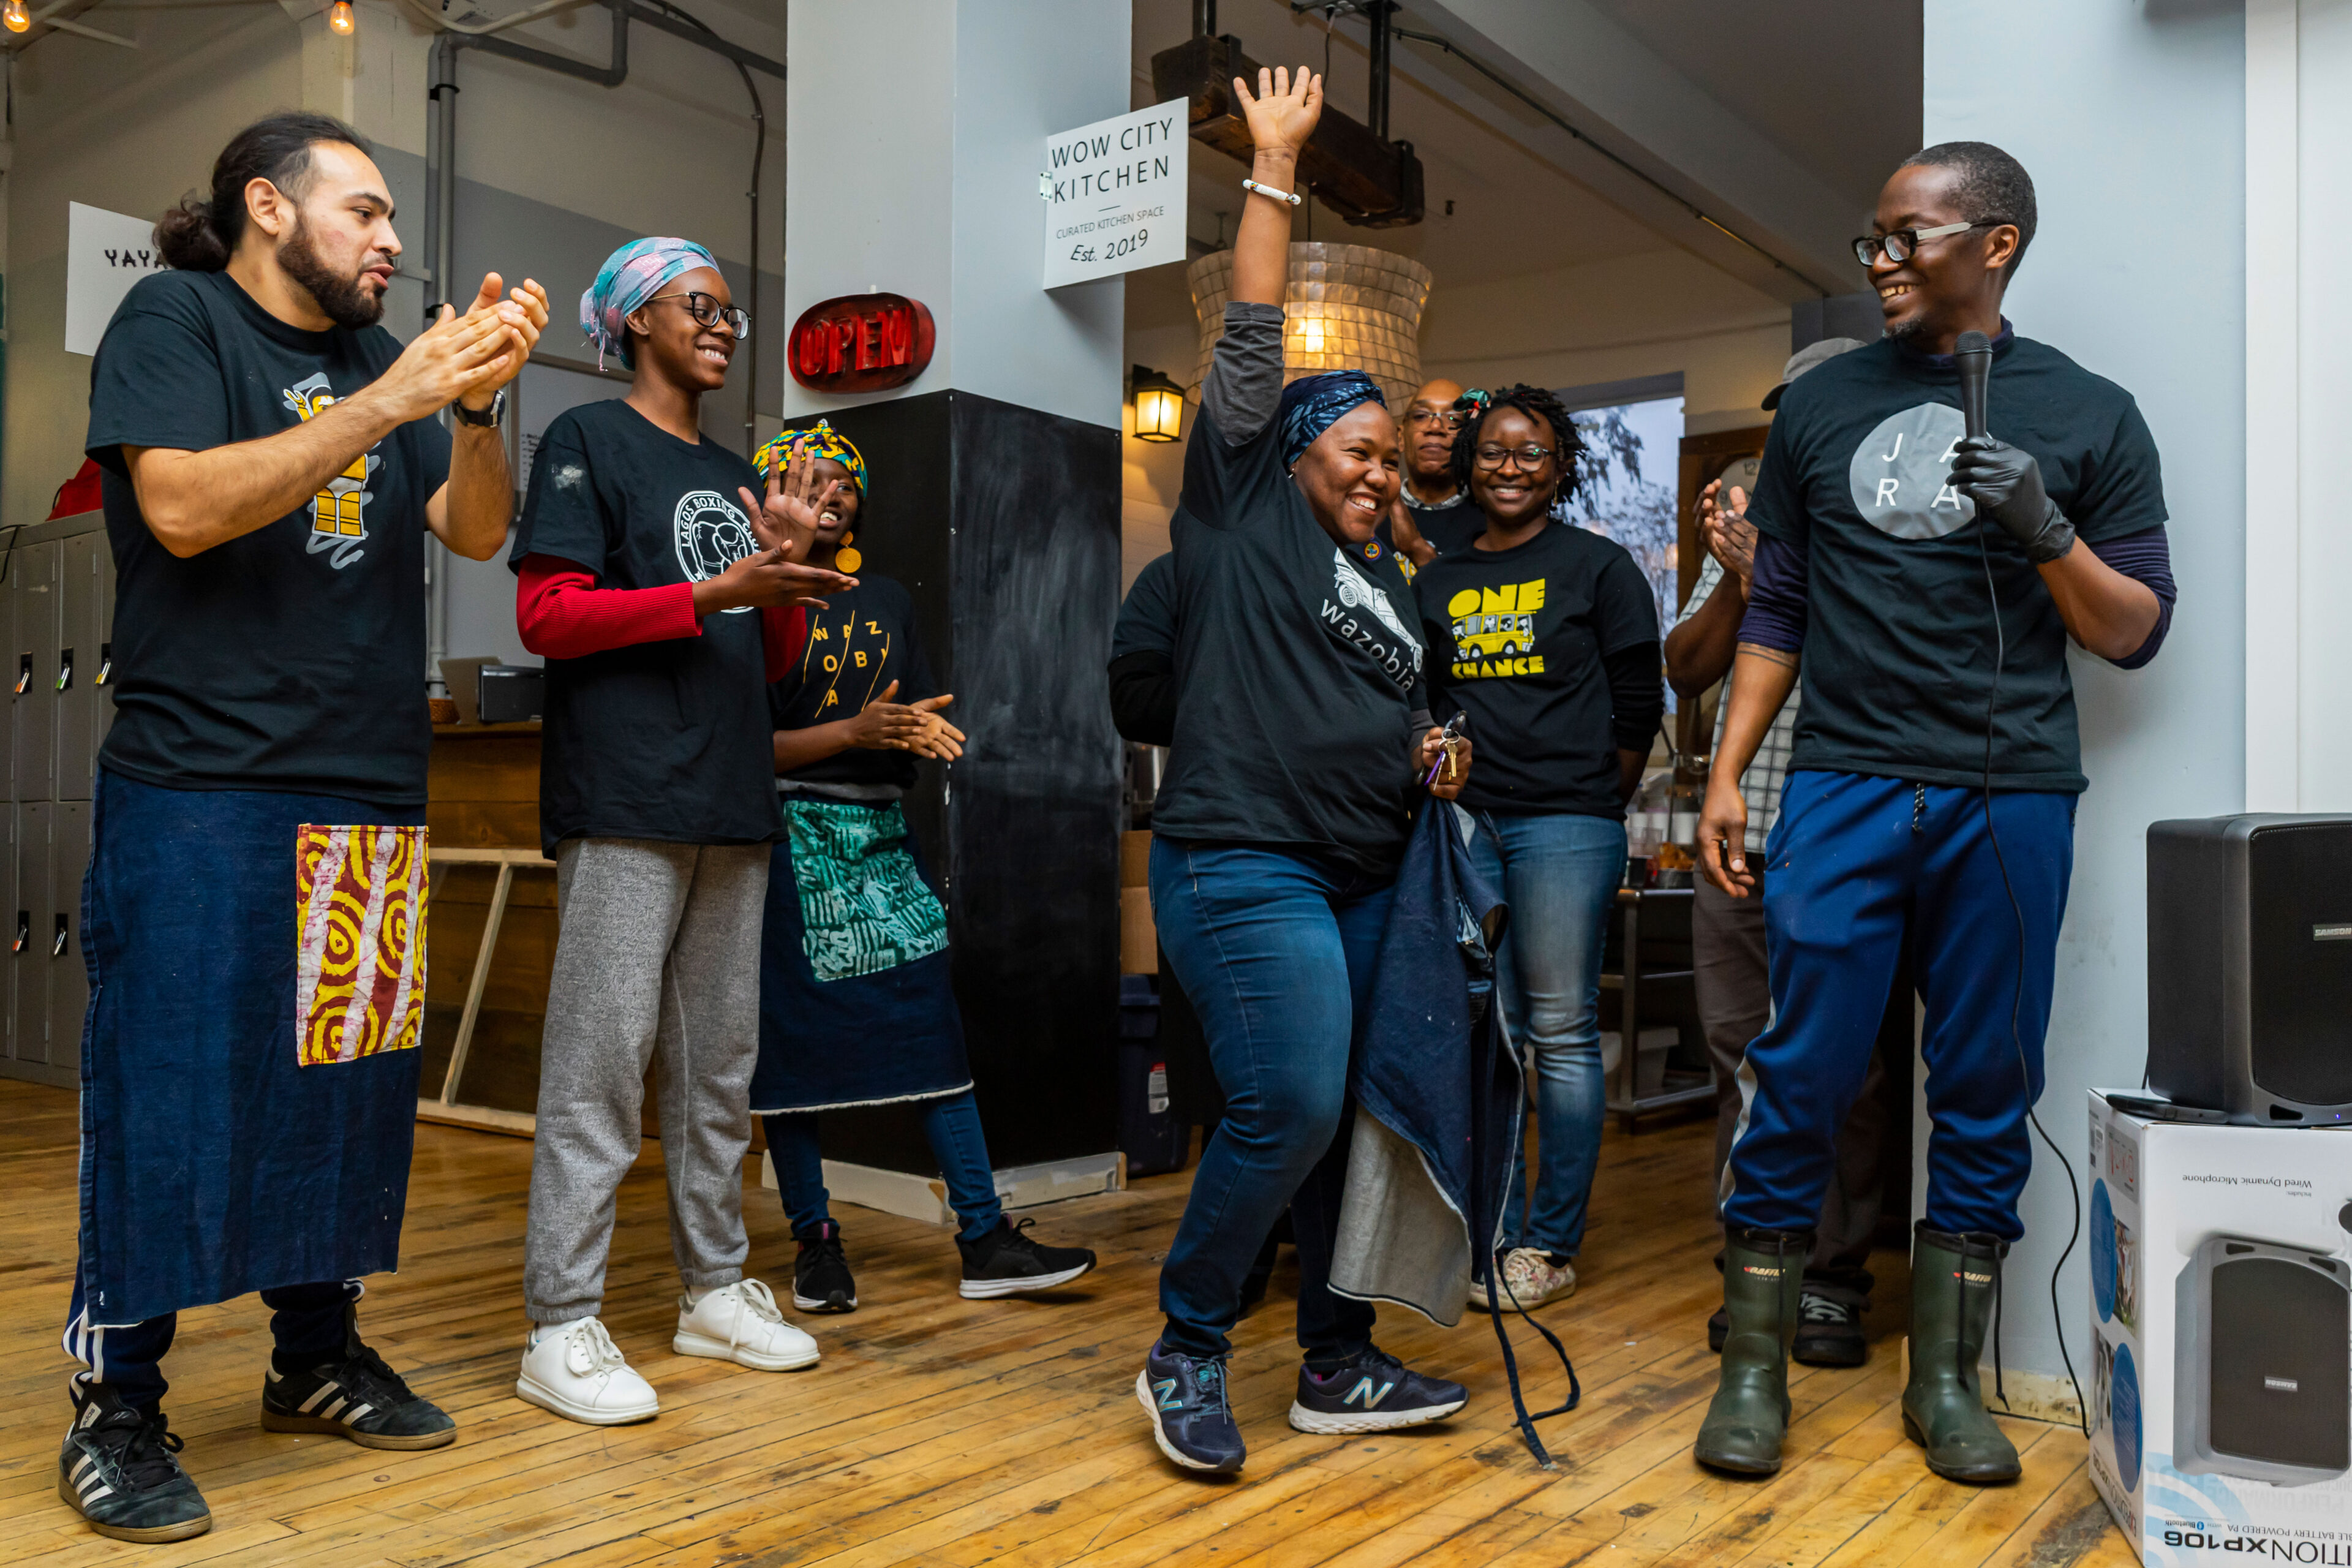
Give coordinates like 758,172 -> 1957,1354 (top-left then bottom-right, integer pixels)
508,238 -> 853,1427
1134,67 -> 1474,1475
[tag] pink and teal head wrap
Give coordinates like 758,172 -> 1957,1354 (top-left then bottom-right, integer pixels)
580,236 -> 717,369
755,420 -> 868,496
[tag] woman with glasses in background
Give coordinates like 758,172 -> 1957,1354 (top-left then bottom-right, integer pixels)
1410,384 -> 1663,1313
507,238 -> 851,1425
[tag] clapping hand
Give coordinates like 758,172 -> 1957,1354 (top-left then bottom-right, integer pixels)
738,448 -> 843,564
847,681 -> 965,761
1697,480 -> 1758,590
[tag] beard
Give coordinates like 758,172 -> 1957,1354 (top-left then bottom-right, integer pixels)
1883,310 -> 1928,344
279,216 -> 385,330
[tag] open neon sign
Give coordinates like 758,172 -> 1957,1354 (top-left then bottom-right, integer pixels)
787,292 -> 936,393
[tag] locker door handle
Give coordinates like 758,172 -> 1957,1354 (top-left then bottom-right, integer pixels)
96,642 -> 112,687
13,654 -> 28,696
51,914 -> 67,959
55,647 -> 72,693
10,912 -> 24,954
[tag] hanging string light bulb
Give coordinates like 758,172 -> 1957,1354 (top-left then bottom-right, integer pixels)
327,0 -> 355,35
4,1 -> 33,34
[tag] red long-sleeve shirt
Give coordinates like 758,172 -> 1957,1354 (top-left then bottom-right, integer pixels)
514,553 -> 806,682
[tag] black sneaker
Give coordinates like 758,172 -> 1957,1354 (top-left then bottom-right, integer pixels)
1792,1288 -> 1868,1367
794,1221 -> 858,1313
1289,1345 -> 1467,1434
957,1217 -> 1096,1299
1135,1343 -> 1245,1472
58,1381 -> 211,1544
260,1313 -> 456,1451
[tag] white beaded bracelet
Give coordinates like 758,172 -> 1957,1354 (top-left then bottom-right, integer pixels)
1242,177 -> 1303,207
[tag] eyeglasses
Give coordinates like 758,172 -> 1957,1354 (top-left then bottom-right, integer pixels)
1852,220 -> 2007,267
646,290 -> 749,335
1474,443 -> 1556,471
1406,408 -> 1463,431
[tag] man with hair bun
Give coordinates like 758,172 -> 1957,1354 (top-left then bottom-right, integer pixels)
56,110 -> 545,1543
1693,141 -> 2177,1486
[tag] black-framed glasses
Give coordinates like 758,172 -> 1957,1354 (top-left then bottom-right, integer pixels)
1852,220 -> 2008,267
1473,443 -> 1556,471
646,290 -> 749,335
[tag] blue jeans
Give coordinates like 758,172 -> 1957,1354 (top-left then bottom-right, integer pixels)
1722,772 -> 2073,1241
764,1091 -> 1003,1243
1470,811 -> 1626,1260
1149,839 -> 1392,1366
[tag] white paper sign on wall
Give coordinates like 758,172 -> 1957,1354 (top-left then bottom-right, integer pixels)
1041,99 -> 1188,291
66,202 -> 170,357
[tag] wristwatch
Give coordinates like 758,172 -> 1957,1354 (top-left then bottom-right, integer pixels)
451,388 -> 507,428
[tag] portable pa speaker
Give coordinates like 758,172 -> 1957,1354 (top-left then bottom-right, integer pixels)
2174,1234 -> 2351,1485
477,664 -> 544,724
2147,815 -> 2352,1124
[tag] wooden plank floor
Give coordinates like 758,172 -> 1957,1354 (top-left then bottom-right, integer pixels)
0,1078 -> 2132,1567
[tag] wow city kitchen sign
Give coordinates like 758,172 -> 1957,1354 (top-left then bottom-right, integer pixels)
1041,99 -> 1187,290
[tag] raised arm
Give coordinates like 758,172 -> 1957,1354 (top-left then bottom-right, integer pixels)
1230,67 -> 1321,307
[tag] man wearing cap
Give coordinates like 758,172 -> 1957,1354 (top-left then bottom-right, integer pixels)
1381,376 -> 1483,568
1667,337 -> 1899,1371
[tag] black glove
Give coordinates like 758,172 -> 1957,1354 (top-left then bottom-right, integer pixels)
1950,435 -> 2075,564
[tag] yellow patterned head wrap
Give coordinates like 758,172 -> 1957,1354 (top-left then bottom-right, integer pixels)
755,419 -> 867,496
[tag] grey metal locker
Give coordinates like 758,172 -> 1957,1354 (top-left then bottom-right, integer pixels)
15,800 -> 50,1067
50,799 -> 89,1074
0,559 -> 16,805
13,540 -> 58,805
56,532 -> 104,800
96,536 -> 116,752
0,807 -> 16,1065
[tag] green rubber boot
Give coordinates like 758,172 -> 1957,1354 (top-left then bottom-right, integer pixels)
1693,1227 -> 1810,1476
1901,1225 -> 2022,1484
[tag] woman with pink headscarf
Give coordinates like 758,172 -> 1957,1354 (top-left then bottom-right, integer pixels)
509,238 -> 851,1425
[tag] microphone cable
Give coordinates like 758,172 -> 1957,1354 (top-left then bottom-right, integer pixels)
1974,514 -> 2090,1439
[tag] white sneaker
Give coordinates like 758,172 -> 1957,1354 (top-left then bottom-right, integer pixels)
673,1280 -> 820,1371
516,1318 -> 659,1426
1497,1248 -> 1577,1310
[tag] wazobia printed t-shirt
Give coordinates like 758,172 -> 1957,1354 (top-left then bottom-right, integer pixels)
511,398 -> 781,850
1745,331 -> 2166,794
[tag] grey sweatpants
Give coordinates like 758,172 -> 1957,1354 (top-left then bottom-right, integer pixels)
523,837 -> 770,1325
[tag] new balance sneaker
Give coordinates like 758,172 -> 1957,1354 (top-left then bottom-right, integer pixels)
1498,1248 -> 1577,1310
1288,1346 -> 1468,1435
516,1317 -> 658,1426
793,1221 -> 857,1313
1792,1288 -> 1868,1368
1135,1343 -> 1245,1473
260,1313 -> 456,1451
674,1279 -> 820,1371
957,1217 -> 1097,1299
58,1381 -> 211,1544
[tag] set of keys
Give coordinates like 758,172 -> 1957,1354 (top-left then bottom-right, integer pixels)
1423,713 -> 1468,787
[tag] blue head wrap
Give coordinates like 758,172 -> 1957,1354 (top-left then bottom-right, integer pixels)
580,236 -> 719,369
1278,371 -> 1387,470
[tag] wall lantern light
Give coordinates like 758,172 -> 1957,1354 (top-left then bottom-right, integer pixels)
4,1 -> 31,33
1187,241 -> 1433,413
1131,366 -> 1184,443
328,0 -> 355,34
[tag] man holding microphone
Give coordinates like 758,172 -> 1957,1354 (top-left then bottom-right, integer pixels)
59,111 -> 544,1542
1693,142 -> 2175,1485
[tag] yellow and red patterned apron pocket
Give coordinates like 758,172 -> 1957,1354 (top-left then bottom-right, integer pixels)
294,824 -> 428,1067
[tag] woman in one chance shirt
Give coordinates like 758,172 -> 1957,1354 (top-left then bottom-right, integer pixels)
507,238 -> 851,1427
1137,66 -> 1472,1477
1412,384 -> 1663,1316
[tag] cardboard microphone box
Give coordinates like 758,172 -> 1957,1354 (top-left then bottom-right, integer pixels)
2087,1090 -> 2352,1561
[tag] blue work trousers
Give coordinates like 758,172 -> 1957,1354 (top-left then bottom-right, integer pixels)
1148,839 -> 1392,1367
1469,810 -> 1626,1259
1721,771 -> 2072,1242
763,1091 -> 1003,1243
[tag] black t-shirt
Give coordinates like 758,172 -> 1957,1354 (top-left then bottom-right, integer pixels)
1109,552 -> 1180,747
771,575 -> 935,792
1151,413 -> 1428,875
85,270 -> 452,805
1415,523 -> 1658,817
1376,497 -> 1483,572
1113,551 -> 1178,661
1747,331 -> 2167,793
510,399 -> 779,850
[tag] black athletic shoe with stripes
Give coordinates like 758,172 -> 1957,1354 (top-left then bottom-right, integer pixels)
259,1317 -> 456,1451
58,1380 -> 211,1544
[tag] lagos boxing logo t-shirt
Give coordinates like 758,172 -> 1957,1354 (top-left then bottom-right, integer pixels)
672,489 -> 761,611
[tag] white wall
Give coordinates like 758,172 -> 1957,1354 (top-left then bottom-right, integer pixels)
783,0 -> 1128,431
1924,1 -> 2245,1390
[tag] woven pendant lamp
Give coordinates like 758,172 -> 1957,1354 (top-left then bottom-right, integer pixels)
1187,242 -> 1433,413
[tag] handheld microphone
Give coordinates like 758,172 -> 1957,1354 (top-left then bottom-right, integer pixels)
1955,328 -> 1992,442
